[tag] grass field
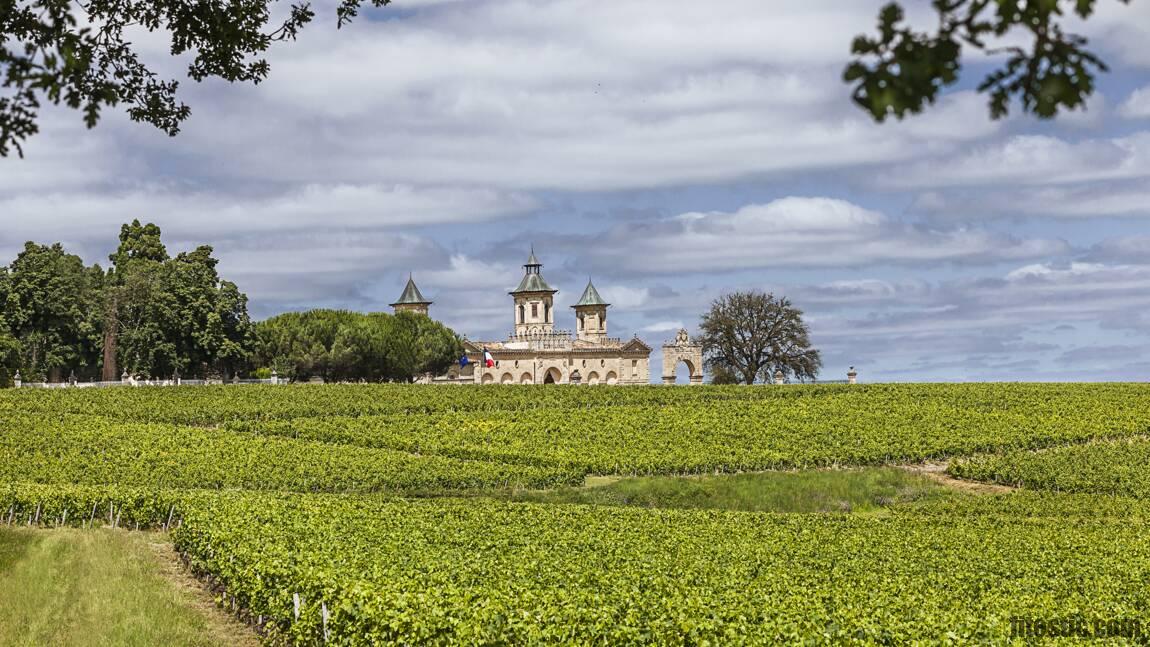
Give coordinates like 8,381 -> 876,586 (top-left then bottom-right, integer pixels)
2,383 -> 1149,644
0,528 -> 255,647
510,466 -> 951,512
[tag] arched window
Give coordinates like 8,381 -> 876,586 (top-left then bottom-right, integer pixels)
518,304 -> 525,323
544,303 -> 551,322
578,314 -> 584,330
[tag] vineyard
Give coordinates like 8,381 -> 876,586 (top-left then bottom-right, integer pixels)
3,384 -> 1150,644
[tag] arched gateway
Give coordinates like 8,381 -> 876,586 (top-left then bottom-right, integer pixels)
662,329 -> 704,385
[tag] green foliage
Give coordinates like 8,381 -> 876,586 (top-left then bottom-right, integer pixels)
169,493 -> 1150,644
224,383 -> 1150,474
0,526 -> 252,646
0,413 -> 578,493
697,291 -> 820,385
949,436 -> 1150,496
846,0 -> 1132,121
255,309 -> 462,383
5,384 -> 1150,643
3,241 -> 103,381
0,0 -> 392,157
508,467 -> 949,513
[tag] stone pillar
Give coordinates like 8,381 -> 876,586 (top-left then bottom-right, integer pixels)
847,366 -> 858,385
121,370 -> 129,383
271,369 -> 279,386
68,370 -> 77,387
13,371 -> 20,388
774,370 -> 784,385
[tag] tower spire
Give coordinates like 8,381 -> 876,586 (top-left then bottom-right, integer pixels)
391,274 -> 432,316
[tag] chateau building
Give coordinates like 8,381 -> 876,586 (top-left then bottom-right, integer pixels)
399,251 -> 653,385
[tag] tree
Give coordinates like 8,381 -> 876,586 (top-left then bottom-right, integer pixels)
1,0 -> 391,157
253,309 -> 462,383
697,291 -> 821,385
104,220 -> 171,379
707,364 -> 740,386
385,311 -> 462,383
0,270 -> 19,387
3,241 -> 103,381
846,1 -> 1132,122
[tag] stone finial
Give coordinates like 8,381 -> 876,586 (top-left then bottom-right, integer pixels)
271,368 -> 279,385
13,370 -> 21,388
847,366 -> 858,385
68,370 -> 77,386
121,370 -> 129,382
774,369 -> 784,385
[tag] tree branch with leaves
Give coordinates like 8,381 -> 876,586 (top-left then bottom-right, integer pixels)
845,0 -> 1132,122
0,0 -> 391,156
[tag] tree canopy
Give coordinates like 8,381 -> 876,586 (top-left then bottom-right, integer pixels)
254,309 -> 462,383
0,220 -> 255,383
2,241 -> 103,381
697,291 -> 821,385
846,0 -> 1131,122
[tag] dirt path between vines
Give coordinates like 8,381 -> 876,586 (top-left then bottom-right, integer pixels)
145,537 -> 261,647
900,462 -> 1016,494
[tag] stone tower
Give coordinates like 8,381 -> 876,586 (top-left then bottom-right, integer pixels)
391,275 -> 432,316
510,249 -> 557,335
572,279 -> 609,343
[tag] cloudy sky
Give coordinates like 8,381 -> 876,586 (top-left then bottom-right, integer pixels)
4,0 -> 1150,382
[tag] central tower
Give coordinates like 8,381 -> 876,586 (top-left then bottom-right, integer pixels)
510,249 -> 558,336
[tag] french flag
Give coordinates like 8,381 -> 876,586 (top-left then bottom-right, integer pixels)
483,348 -> 495,368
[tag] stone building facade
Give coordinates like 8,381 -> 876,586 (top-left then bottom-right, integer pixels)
399,251 -> 652,385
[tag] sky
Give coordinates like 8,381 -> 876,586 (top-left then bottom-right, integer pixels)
3,0 -> 1150,382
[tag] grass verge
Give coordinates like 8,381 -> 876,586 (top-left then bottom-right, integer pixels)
0,527 -> 257,647
507,466 -> 953,513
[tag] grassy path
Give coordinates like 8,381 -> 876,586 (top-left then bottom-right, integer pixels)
0,528 -> 257,647
509,466 -> 957,513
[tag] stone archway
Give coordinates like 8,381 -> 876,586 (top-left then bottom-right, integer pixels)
543,367 -> 562,384
520,372 -> 533,384
481,373 -> 495,384
500,373 -> 514,384
586,371 -> 600,385
662,328 -> 704,384
605,371 -> 618,385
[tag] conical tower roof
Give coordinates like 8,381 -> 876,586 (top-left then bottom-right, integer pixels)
511,249 -> 557,294
391,275 -> 432,306
572,279 -> 609,307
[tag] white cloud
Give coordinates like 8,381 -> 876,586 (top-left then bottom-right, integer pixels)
1119,86 -> 1150,119
878,133 -> 1150,190
908,180 -> 1150,220
0,184 -> 535,245
73,0 -> 1000,193
641,320 -> 685,333
420,255 -> 518,292
598,285 -> 650,309
582,197 -> 1068,274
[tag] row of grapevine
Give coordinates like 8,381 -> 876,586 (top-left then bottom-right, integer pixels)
167,492 -> 1150,645
949,436 -> 1150,497
0,414 -> 580,492
224,385 -> 1150,475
